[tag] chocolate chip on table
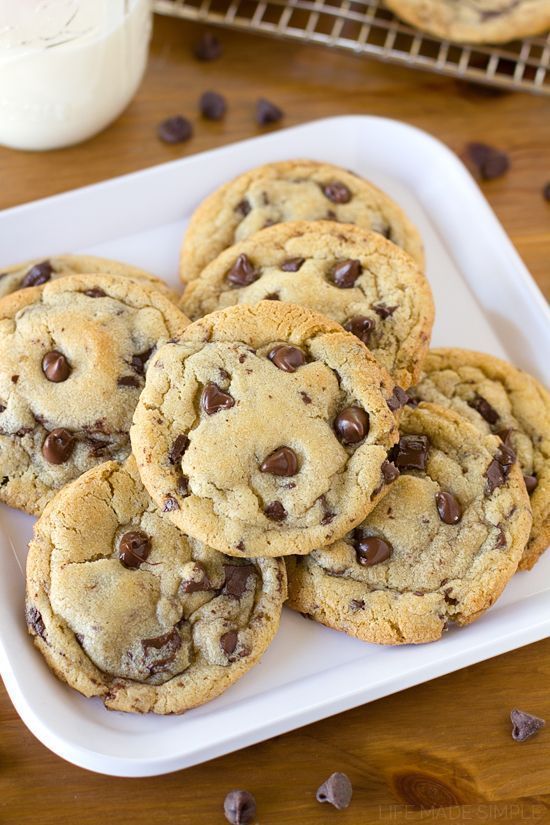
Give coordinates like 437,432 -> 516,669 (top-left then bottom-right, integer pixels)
223,564 -> 255,598
201,382 -> 235,414
543,182 -> 550,202
220,630 -> 238,656
372,302 -> 397,319
264,500 -> 286,521
435,491 -> 462,524
468,393 -> 499,425
387,386 -> 409,412
322,181 -> 352,204
334,406 -> 369,445
21,260 -> 53,288
280,257 -> 305,272
200,90 -> 227,121
84,288 -> 106,298
391,434 -> 429,471
223,790 -> 257,825
256,98 -> 283,126
42,428 -> 75,464
330,259 -> 362,288
169,434 -> 189,464
118,530 -> 151,568
466,142 -> 510,181
354,533 -> 393,566
511,708 -> 545,742
316,772 -> 353,810
157,116 -> 193,144
194,31 -> 222,61
42,350 -> 71,383
260,446 -> 298,476
227,253 -> 260,287
524,474 -> 538,494
344,315 -> 374,345
268,344 -> 306,372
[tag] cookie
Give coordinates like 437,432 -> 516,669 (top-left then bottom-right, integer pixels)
287,403 -> 532,645
131,302 -> 401,558
26,457 -> 286,714
179,159 -> 424,282
0,254 -> 176,301
385,0 -> 550,44
411,348 -> 550,569
0,273 -> 188,515
180,221 -> 434,389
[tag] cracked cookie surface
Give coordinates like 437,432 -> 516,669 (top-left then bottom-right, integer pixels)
131,302 -> 401,558
181,221 -> 434,389
0,273 -> 188,515
411,348 -> 550,569
0,254 -> 176,301
26,457 -> 286,714
179,159 -> 424,283
286,402 -> 532,644
384,0 -> 550,43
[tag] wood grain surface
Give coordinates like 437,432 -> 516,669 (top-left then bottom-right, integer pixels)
1,14 -> 549,825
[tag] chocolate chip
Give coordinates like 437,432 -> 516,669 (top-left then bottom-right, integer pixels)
142,629 -> 182,674
223,564 -> 255,598
220,630 -> 238,655
524,474 -> 538,494
157,116 -> 193,144
322,181 -> 352,204
387,386 -> 409,411
381,460 -> 399,484
118,375 -> 141,388
0,404 -> 5,413
84,288 -> 106,298
200,90 -> 227,120
260,446 -> 298,476
194,31 -> 222,61
435,491 -> 462,524
42,350 -> 71,383
177,475 -> 190,496
264,501 -> 286,521
118,530 -> 151,568
330,259 -> 362,288
181,564 -> 213,593
42,428 -> 75,464
163,496 -> 179,512
26,606 -> 46,639
543,182 -> 550,203
236,199 -> 251,217
169,434 -> 189,464
256,98 -> 283,126
227,253 -> 260,287
334,406 -> 369,445
265,292 -> 280,301
468,393 -> 499,424
354,534 -> 393,566
344,315 -> 374,345
372,302 -> 397,319
486,459 -> 505,493
131,347 -> 154,375
350,599 -> 365,611
280,257 -> 305,272
223,790 -> 257,825
495,526 -> 507,548
511,708 -> 545,742
466,142 -> 510,180
201,382 -> 235,414
391,434 -> 429,471
316,772 -> 353,810
497,427 -> 514,446
300,392 -> 312,405
11,375 -> 18,384
268,344 -> 306,372
21,260 -> 53,288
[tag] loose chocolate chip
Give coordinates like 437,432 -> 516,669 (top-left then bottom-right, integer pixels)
169,434 -> 189,464
256,98 -> 283,126
21,260 -> 53,288
227,253 -> 260,287
264,501 -> 286,521
201,382 -> 235,414
280,257 -> 305,272
316,772 -> 353,810
26,606 -> 46,639
118,530 -> 151,568
330,259 -> 362,288
511,708 -> 545,742
468,393 -> 499,425
260,446 -> 298,476
344,315 -> 374,345
220,630 -> 238,655
131,347 -> 154,375
157,116 -> 193,144
391,434 -> 429,471
84,288 -> 106,298
194,31 -> 222,61
354,534 -> 393,566
334,406 -> 369,445
223,564 -> 256,598
236,199 -> 251,217
466,142 -> 510,180
435,491 -> 462,524
387,386 -> 409,412
42,428 -> 75,464
200,90 -> 227,120
163,496 -> 179,512
42,350 -> 71,383
381,460 -> 399,484
524,474 -> 538,494
223,790 -> 257,825
118,375 -> 141,388
543,182 -> 550,203
322,181 -> 352,204
142,629 -> 182,674
267,344 -> 306,373
372,302 -> 397,319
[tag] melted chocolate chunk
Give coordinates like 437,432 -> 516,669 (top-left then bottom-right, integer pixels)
227,253 -> 260,287
260,446 -> 298,476
334,406 -> 369,445
381,459 -> 399,484
322,181 -> 352,204
118,530 -> 151,568
343,315 -> 374,345
469,393 -> 499,425
194,31 -> 222,61
236,199 -> 251,217
391,434 -> 429,471
199,90 -> 227,120
350,599 -> 365,611
268,344 -> 306,373
372,302 -> 397,319
387,386 -> 409,412
220,629 -> 238,655
524,474 -> 538,494
300,391 -> 312,405
163,496 -> 179,512
157,116 -> 193,144
354,534 -> 393,566
486,460 -> 505,493
264,501 -> 286,521
177,474 -> 190,496
27,606 -> 46,639
21,260 -> 53,288
42,428 -> 75,464
223,564 -> 256,598
169,434 -> 189,464
330,259 -> 362,289
118,375 -> 141,388
280,257 -> 305,272
142,629 -> 182,674
42,350 -> 71,383
84,288 -> 106,298
131,347 -> 154,375
201,382 -> 235,414
256,97 -> 283,125
181,563 -> 212,593
435,491 -> 462,525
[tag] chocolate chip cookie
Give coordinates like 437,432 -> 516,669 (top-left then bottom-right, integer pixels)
411,348 -> 550,569
26,457 -> 286,714
286,402 -> 532,645
0,254 -> 176,301
179,159 -> 424,283
181,221 -> 434,389
0,274 -> 188,515
385,0 -> 550,44
131,302 -> 401,558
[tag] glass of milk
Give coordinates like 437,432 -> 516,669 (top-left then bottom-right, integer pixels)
0,0 -> 152,151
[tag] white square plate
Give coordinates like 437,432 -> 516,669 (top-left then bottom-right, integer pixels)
1,116 -> 549,777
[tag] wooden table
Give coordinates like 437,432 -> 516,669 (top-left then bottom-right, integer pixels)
1,14 -> 549,825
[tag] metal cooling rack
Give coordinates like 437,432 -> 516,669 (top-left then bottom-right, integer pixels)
153,0 -> 550,96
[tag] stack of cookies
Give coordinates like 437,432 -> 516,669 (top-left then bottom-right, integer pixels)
1,159 -> 547,715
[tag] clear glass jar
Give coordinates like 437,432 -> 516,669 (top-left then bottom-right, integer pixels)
0,0 -> 152,151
